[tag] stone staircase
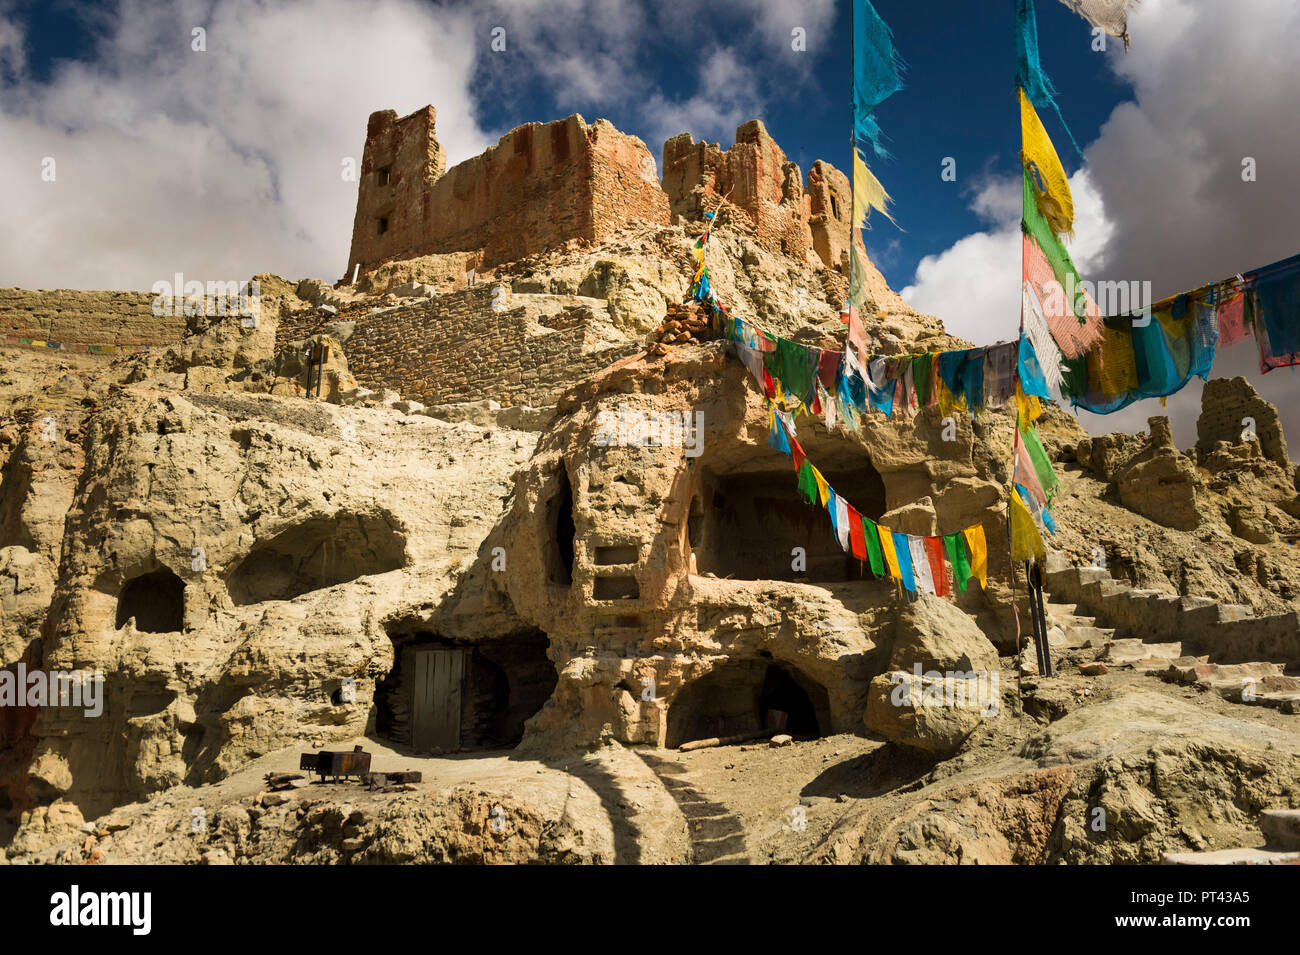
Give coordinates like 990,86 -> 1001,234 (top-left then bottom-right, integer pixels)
1164,809 -> 1300,865
638,752 -> 750,865
1039,553 -> 1300,713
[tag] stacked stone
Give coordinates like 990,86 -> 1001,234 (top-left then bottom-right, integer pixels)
648,302 -> 712,356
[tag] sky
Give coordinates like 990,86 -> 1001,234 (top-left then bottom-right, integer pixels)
1,0 -> 1298,450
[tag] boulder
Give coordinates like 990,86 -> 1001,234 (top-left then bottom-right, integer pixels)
864,669 -> 1000,756
887,594 -> 1000,675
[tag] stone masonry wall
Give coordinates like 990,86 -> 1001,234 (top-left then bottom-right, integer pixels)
0,289 -> 188,348
346,109 -> 669,279
277,285 -> 640,407
661,120 -> 859,273
1197,376 -> 1290,468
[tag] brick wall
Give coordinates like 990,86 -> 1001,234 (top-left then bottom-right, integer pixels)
277,285 -> 640,407
0,289 -> 188,348
346,109 -> 670,279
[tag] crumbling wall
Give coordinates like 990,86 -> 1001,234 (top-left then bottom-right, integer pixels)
346,110 -> 670,278
661,121 -> 858,273
276,285 -> 640,407
1197,376 -> 1290,468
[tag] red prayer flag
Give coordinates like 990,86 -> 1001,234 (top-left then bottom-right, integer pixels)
924,536 -> 950,597
1216,291 -> 1251,347
848,505 -> 867,561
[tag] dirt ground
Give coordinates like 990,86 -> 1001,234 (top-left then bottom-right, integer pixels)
8,650 -> 1296,865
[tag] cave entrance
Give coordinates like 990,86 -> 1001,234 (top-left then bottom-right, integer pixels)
547,468 -> 576,586
227,512 -> 405,605
116,567 -> 185,633
666,660 -> 831,748
376,628 -> 557,753
690,455 -> 886,583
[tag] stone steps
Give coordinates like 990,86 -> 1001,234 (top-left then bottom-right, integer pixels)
1043,552 -> 1300,674
638,752 -> 750,865
1101,638 -> 1188,669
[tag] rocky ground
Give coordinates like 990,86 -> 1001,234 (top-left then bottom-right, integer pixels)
5,658 -> 1296,865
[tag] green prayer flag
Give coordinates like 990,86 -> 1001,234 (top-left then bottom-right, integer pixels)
1022,169 -> 1088,321
862,516 -> 885,578
943,532 -> 972,593
773,337 -> 819,405
1019,422 -> 1060,502
796,460 -> 819,506
912,352 -> 934,407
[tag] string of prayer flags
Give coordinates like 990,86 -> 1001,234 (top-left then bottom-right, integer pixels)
762,406 -> 990,600
1059,296 -> 1218,414
1056,0 -> 1138,52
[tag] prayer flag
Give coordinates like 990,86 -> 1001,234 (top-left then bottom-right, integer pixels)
963,525 -> 988,590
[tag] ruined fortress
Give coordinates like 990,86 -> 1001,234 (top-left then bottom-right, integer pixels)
1,107 -> 1298,865
346,106 -> 856,279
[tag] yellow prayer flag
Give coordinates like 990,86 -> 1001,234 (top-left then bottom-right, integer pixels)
963,524 -> 988,590
1015,381 -> 1043,424
878,525 -> 901,580
853,149 -> 898,230
1019,88 -> 1074,237
812,467 -> 829,508
1009,491 -> 1046,562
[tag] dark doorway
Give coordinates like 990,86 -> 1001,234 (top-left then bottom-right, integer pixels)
377,628 -> 557,752
666,660 -> 830,748
547,469 -> 576,586
116,568 -> 185,633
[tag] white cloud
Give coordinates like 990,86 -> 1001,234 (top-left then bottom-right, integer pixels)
0,0 -> 487,290
900,169 -> 1110,346
899,0 -> 1300,453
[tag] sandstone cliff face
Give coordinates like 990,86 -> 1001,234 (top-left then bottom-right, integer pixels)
492,343 -> 1022,751
11,384 -> 537,824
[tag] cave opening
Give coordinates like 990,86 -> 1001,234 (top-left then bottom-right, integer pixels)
547,468 -> 576,586
689,455 -> 886,583
376,628 -> 557,753
665,660 -> 831,748
226,512 -> 405,605
115,567 -> 185,633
